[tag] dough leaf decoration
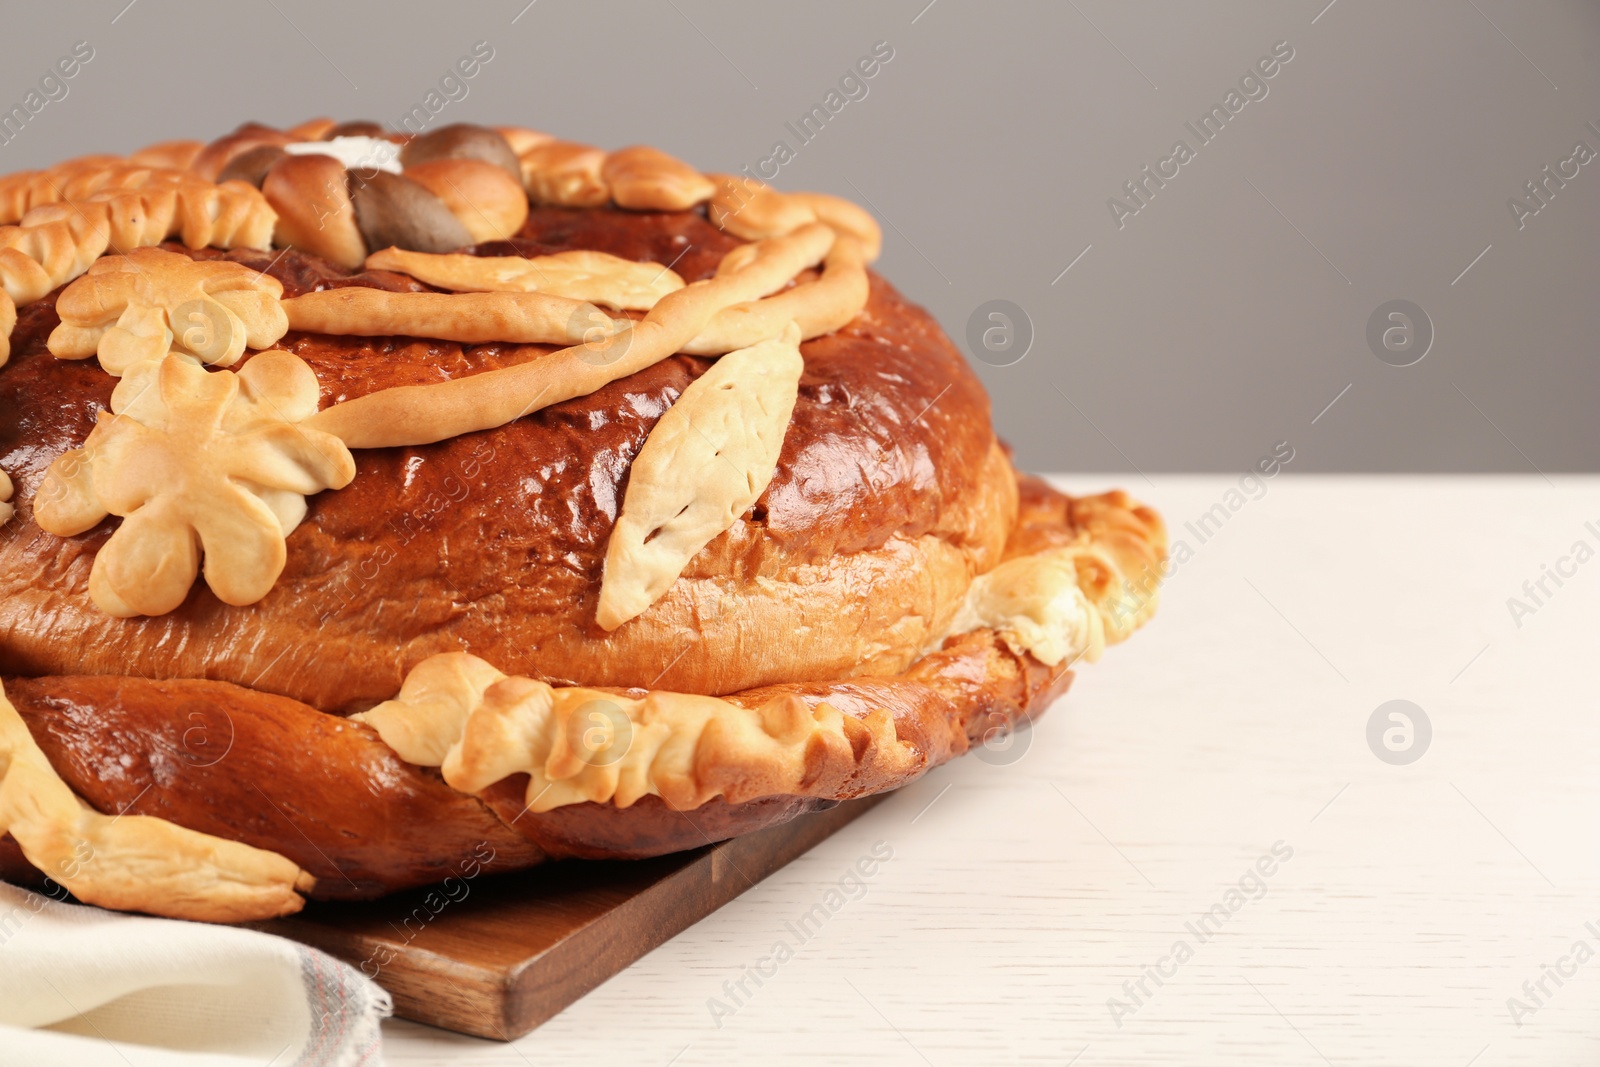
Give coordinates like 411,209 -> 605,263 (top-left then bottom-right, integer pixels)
596,322 -> 803,630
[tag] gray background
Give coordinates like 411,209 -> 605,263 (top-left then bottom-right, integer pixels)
2,0 -> 1595,473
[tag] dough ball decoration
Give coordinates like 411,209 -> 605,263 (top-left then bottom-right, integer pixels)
0,119 -> 1170,923
203,121 -> 530,270
33,350 -> 354,616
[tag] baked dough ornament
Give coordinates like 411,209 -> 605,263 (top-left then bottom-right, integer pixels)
303,222 -> 840,448
0,120 -> 1170,924
364,247 -> 685,310
597,323 -> 804,629
48,247 -> 289,377
0,177 -> 275,367
354,650 -> 920,814
208,126 -> 529,269
0,678 -> 310,921
33,351 -> 354,616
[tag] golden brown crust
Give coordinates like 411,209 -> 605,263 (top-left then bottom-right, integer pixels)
402,158 -> 528,243
263,153 -> 365,269
128,139 -> 206,171
0,679 -> 313,922
0,212 -> 1014,710
33,351 -> 356,616
0,125 -> 1166,925
3,675 -> 545,899
0,551 -> 1080,917
1008,475 -> 1168,641
0,585 -> 1077,914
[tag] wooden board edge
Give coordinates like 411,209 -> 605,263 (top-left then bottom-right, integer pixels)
491,795 -> 887,1037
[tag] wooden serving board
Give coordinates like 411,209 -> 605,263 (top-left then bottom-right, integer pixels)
252,795 -> 885,1040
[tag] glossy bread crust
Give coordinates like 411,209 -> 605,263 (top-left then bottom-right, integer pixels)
0,614 -> 1073,897
0,207 -> 1011,712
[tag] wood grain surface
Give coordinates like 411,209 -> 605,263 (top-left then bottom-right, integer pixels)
256,796 -> 886,1040
379,475 -> 1600,1066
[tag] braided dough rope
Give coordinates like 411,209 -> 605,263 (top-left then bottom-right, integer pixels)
0,180 -> 276,370
708,176 -> 883,262
304,221 -> 838,448
510,134 -> 883,262
0,156 -> 128,222
0,679 -> 312,922
128,139 -> 206,171
683,232 -> 867,355
0,215 -> 115,308
360,236 -> 865,361
350,232 -> 867,359
0,158 -> 203,224
18,182 -> 277,256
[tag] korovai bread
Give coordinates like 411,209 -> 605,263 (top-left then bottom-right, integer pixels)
0,118 -> 1166,922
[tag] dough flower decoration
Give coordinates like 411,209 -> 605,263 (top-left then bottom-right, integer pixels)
48,247 -> 289,377
34,351 -> 355,617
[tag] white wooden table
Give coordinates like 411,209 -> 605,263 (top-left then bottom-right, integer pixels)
384,475 -> 1600,1066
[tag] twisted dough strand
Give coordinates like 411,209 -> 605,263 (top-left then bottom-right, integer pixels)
305,221 -> 838,448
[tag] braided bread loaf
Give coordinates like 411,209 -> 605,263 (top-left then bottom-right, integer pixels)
0,177 -> 274,367
0,476 -> 1155,921
0,121 -> 1167,924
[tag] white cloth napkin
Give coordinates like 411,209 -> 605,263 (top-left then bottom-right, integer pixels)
0,883 -> 390,1067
